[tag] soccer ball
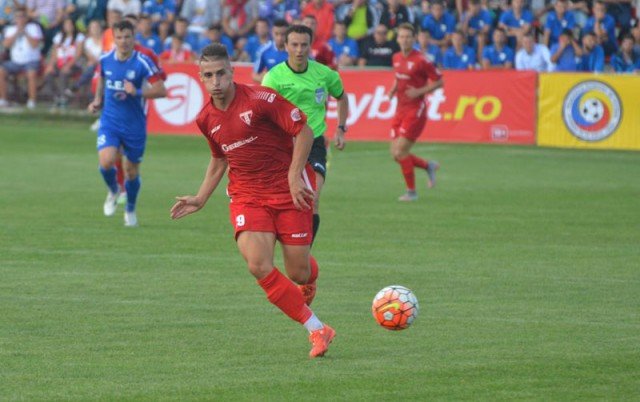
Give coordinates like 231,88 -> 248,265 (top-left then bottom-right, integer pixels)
581,98 -> 604,124
372,285 -> 419,330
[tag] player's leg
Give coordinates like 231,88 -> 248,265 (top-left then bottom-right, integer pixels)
115,148 -> 127,205
25,68 -> 38,108
97,143 -> 120,216
120,139 -> 145,226
308,136 -> 327,244
391,136 -> 418,201
0,64 -> 8,105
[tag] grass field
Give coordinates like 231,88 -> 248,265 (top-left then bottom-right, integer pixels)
1,114 -> 639,400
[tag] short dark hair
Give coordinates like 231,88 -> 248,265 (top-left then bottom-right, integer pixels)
200,43 -> 230,62
561,28 -> 573,38
112,20 -> 135,33
302,14 -> 317,21
285,24 -> 313,43
397,22 -> 415,35
176,17 -> 189,24
124,13 -> 138,22
273,19 -> 289,28
494,27 -> 506,35
208,23 -> 222,31
256,17 -> 269,25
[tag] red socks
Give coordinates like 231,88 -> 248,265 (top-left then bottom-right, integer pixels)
396,154 -> 429,191
258,268 -> 312,324
308,255 -> 319,284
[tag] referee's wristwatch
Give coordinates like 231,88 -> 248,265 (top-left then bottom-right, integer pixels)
337,125 -> 347,132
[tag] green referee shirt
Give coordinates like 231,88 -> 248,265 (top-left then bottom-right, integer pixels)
262,60 -> 344,138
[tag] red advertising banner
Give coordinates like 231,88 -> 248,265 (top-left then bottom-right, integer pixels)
148,65 -> 536,144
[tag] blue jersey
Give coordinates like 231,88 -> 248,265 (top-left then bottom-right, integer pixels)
100,50 -> 159,136
499,9 -> 533,30
244,35 -> 271,62
414,42 -> 442,66
545,10 -> 576,46
443,46 -> 476,69
328,37 -> 359,59
584,15 -> 617,53
611,52 -> 639,73
467,9 -> 493,32
580,45 -> 604,72
482,45 -> 514,66
421,12 -> 456,40
253,43 -> 288,73
136,33 -> 163,55
550,43 -> 579,71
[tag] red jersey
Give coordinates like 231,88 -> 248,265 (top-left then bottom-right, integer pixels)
392,49 -> 442,109
135,44 -> 167,81
311,41 -> 337,70
196,84 -> 309,205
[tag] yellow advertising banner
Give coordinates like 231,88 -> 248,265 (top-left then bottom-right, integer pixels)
538,73 -> 640,150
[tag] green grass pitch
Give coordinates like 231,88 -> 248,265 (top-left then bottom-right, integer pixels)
1,115 -> 639,400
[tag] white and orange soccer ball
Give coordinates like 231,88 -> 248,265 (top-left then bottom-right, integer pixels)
372,285 -> 419,330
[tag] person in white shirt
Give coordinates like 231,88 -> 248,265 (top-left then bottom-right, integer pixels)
0,7 -> 43,109
107,0 -> 141,17
515,32 -> 553,72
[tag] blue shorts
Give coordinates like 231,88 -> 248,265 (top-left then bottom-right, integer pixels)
97,128 -> 146,164
2,60 -> 41,74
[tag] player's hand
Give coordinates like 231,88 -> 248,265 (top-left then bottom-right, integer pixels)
170,195 -> 204,219
88,99 -> 102,113
385,91 -> 396,100
405,86 -> 422,99
289,178 -> 315,210
334,129 -> 346,150
123,80 -> 136,96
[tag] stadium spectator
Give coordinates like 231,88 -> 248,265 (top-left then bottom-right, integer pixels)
84,0 -> 109,25
0,0 -> 23,30
415,28 -> 442,66
221,0 -> 259,41
164,17 -> 199,50
262,24 -> 348,245
143,0 -> 176,27
160,33 -> 196,62
172,43 -> 336,359
579,31 -> 604,72
460,0 -> 493,57
301,0 -> 334,45
66,19 -> 103,96
584,1 -> 617,56
632,26 -> 640,59
442,30 -> 476,70
243,17 -> 271,62
136,13 -> 162,54
481,27 -> 514,69
258,0 -> 300,24
358,23 -> 399,67
550,28 -> 582,71
343,0 -> 381,41
198,23 -> 234,56
421,0 -> 456,47
386,23 -> 442,202
0,7 -> 43,109
302,14 -> 337,69
379,0 -> 414,34
179,0 -> 221,36
603,0 -> 632,35
328,20 -> 359,67
252,18 -> 288,81
515,32 -> 553,71
157,19 -> 170,43
610,35 -> 639,72
108,0 -> 141,17
27,0 -> 65,55
498,0 -> 533,49
102,9 -> 123,51
43,17 -> 84,108
567,0 -> 590,27
88,19 -> 166,227
543,0 -> 576,47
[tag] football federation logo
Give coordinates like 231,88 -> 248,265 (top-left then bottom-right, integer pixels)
315,88 -> 325,104
562,80 -> 622,142
126,70 -> 136,80
239,110 -> 253,126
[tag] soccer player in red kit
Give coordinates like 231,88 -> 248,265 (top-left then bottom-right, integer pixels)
170,44 -> 335,358
387,23 -> 444,202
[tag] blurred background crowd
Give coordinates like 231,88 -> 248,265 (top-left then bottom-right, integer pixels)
1,0 -> 639,108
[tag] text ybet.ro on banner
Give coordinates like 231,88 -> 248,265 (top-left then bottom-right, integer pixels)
537,73 -> 640,151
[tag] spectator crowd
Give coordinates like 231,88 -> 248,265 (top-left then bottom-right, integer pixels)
0,0 -> 639,108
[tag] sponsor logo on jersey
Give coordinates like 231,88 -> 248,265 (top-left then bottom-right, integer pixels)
221,136 -> 258,152
210,124 -> 221,134
408,62 -> 414,70
239,110 -> 253,126
291,108 -> 302,122
291,233 -> 308,238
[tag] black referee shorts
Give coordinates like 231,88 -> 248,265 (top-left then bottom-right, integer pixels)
308,135 -> 327,178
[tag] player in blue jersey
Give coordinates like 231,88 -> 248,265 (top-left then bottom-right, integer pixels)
251,19 -> 289,83
88,20 -> 167,227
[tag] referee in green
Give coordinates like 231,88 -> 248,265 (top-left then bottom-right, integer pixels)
262,24 -> 349,244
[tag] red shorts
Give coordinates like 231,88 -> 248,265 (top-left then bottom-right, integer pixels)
229,201 -> 313,245
390,103 -> 427,141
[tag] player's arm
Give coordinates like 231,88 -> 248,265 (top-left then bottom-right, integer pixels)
124,78 -> 167,99
334,93 -> 348,150
405,78 -> 443,99
88,75 -> 104,113
386,77 -> 398,99
289,125 -> 315,210
170,156 -> 228,219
